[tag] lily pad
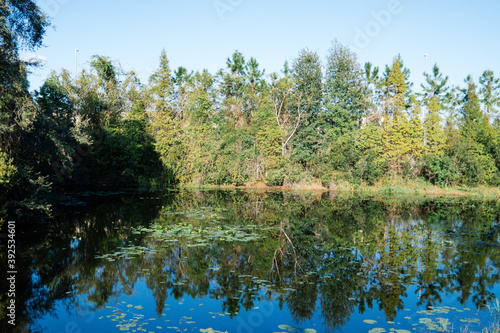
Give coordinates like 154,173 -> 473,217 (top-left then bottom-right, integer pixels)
368,329 -> 386,333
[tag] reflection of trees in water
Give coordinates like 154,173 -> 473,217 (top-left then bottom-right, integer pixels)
3,191 -> 500,332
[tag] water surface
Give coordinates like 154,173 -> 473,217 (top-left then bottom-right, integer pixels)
1,190 -> 500,333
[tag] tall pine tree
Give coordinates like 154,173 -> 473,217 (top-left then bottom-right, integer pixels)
148,50 -> 183,183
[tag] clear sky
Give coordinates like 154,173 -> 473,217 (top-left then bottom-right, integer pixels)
24,0 -> 500,93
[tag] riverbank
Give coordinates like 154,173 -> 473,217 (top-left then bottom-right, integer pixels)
180,178 -> 500,199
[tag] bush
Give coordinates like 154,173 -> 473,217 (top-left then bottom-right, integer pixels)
0,150 -> 17,186
265,169 -> 285,186
282,163 -> 302,185
207,165 -> 231,185
401,156 -> 422,180
328,132 -> 361,172
231,172 -> 248,186
422,137 -> 499,186
353,151 -> 387,185
421,154 -> 461,186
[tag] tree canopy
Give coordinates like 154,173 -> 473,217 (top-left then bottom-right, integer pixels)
1,1 -> 499,220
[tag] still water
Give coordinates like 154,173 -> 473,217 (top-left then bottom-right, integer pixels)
2,190 -> 500,333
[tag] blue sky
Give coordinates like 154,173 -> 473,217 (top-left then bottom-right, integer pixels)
25,0 -> 500,92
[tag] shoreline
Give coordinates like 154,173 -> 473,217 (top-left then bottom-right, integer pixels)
178,181 -> 500,198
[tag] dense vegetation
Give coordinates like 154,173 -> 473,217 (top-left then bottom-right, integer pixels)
1,1 -> 500,218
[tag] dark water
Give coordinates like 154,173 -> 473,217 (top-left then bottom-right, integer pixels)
2,190 -> 500,333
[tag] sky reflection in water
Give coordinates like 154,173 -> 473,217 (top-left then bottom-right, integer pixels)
3,190 -> 500,333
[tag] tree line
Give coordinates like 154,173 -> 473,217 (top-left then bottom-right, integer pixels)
1,1 -> 500,217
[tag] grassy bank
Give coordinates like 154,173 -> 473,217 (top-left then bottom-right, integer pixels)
179,177 -> 500,199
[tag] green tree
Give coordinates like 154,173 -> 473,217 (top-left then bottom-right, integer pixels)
384,56 -> 407,115
254,97 -> 282,172
324,40 -> 368,136
458,78 -> 498,184
90,55 -> 118,84
364,62 -> 381,87
461,79 -> 495,146
149,50 -> 175,114
290,49 -> 323,168
479,70 -> 500,118
423,97 -> 445,157
420,64 -> 450,105
148,50 -> 183,183
380,56 -> 411,173
243,57 -> 266,117
0,0 -> 48,152
269,66 -> 305,157
37,72 -> 75,129
407,95 -> 424,160
35,72 -> 83,184
0,149 -> 17,186
178,70 -> 219,184
364,61 -> 383,124
356,124 -> 387,184
291,49 -> 323,116
0,0 -> 57,216
219,50 -> 248,125
382,54 -> 413,109
72,56 -> 128,132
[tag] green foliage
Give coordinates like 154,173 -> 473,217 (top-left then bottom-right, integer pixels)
452,137 -> 498,186
87,116 -> 161,188
90,55 -> 118,84
324,41 -> 368,136
3,17 -> 500,217
422,153 -> 461,186
265,169 -> 285,186
291,124 -> 324,169
407,95 -> 424,159
268,69 -> 298,156
150,111 -> 184,183
461,80 -> 497,149
353,149 -> 388,184
384,55 -> 407,115
147,51 -> 184,184
479,70 -> 500,117
423,134 -> 498,186
148,49 -> 175,113
291,49 -> 323,116
288,50 -> 324,168
381,110 -> 411,173
420,64 -> 450,106
0,0 -> 49,52
0,149 -> 17,185
357,123 -> 388,183
328,131 -> 361,172
424,97 -> 445,157
377,56 -> 414,174
254,100 -> 282,170
37,72 -> 74,128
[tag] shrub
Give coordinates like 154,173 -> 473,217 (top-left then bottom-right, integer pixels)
421,154 -> 461,186
265,169 -> 285,186
0,150 -> 17,186
353,151 -> 387,185
422,137 -> 499,186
